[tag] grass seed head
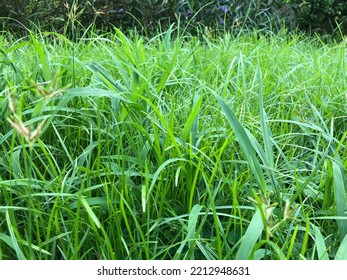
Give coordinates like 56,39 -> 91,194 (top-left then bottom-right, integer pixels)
7,89 -> 47,148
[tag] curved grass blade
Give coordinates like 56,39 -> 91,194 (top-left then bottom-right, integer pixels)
29,33 -> 52,81
6,210 -> 26,260
212,92 -> 267,193
80,196 -> 101,229
312,225 -> 329,260
174,204 -> 203,260
180,93 -> 202,145
236,209 -> 263,260
289,143 -> 331,205
87,62 -> 128,93
335,234 -> 347,260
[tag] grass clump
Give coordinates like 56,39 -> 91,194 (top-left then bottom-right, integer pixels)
0,27 -> 346,260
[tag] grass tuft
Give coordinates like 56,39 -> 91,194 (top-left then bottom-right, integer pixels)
0,27 -> 346,259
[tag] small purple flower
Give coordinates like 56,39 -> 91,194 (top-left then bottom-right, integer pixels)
220,5 -> 229,13
118,8 -> 124,14
186,10 -> 192,19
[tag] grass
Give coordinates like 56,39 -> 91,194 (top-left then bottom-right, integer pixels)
0,27 -> 346,260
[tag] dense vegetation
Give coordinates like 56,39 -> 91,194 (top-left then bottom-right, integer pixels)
0,26 -> 346,259
1,0 -> 347,36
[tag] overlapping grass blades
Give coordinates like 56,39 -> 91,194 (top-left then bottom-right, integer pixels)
1,27 -> 346,260
174,204 -> 203,260
211,67 -> 279,259
29,33 -> 52,82
212,91 -> 268,194
180,93 -> 202,146
211,66 -> 277,195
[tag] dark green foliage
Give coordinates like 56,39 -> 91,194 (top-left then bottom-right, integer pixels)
0,0 -> 284,36
0,0 -> 64,33
0,1 -> 346,36
284,0 -> 347,34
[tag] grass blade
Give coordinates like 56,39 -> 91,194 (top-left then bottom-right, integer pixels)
87,62 -> 128,92
236,209 -> 264,260
331,160 -> 347,243
29,33 -> 51,81
5,210 -> 26,260
335,234 -> 347,260
174,204 -> 203,260
312,225 -> 329,260
180,93 -> 202,144
212,92 -> 267,193
79,196 -> 101,229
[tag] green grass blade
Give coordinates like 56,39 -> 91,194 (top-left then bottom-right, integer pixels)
289,142 -> 331,204
29,33 -> 51,81
331,160 -> 347,243
0,233 -> 15,251
256,67 -> 273,166
266,240 -> 287,260
174,204 -> 203,260
186,204 -> 203,243
5,210 -> 26,260
79,196 -> 101,229
312,225 -> 329,260
181,93 -> 202,144
213,92 -> 267,193
335,234 -> 347,260
147,158 -> 186,208
236,209 -> 264,260
286,225 -> 299,259
156,45 -> 179,93
87,62 -> 128,92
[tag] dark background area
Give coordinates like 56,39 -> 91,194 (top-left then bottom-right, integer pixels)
0,1 -> 347,37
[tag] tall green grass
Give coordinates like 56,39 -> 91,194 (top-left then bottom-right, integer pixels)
0,27 -> 346,259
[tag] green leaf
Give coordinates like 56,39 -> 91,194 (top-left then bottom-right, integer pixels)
80,196 -> 101,229
213,92 -> 267,193
335,234 -> 347,260
174,204 -> 203,260
30,33 -> 51,81
236,209 -> 264,260
332,160 -> 347,243
313,225 -> 329,260
181,93 -> 202,144
6,210 -> 26,260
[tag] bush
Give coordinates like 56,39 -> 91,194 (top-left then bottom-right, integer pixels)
0,0 -> 346,36
0,0 -> 286,36
284,0 -> 347,34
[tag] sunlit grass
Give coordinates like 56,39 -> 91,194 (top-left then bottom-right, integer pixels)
0,27 -> 346,260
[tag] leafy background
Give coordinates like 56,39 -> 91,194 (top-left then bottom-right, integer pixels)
1,0 -> 347,36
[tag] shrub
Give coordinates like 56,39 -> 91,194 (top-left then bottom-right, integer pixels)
1,0 -> 346,36
0,0 -> 285,36
284,0 -> 347,34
